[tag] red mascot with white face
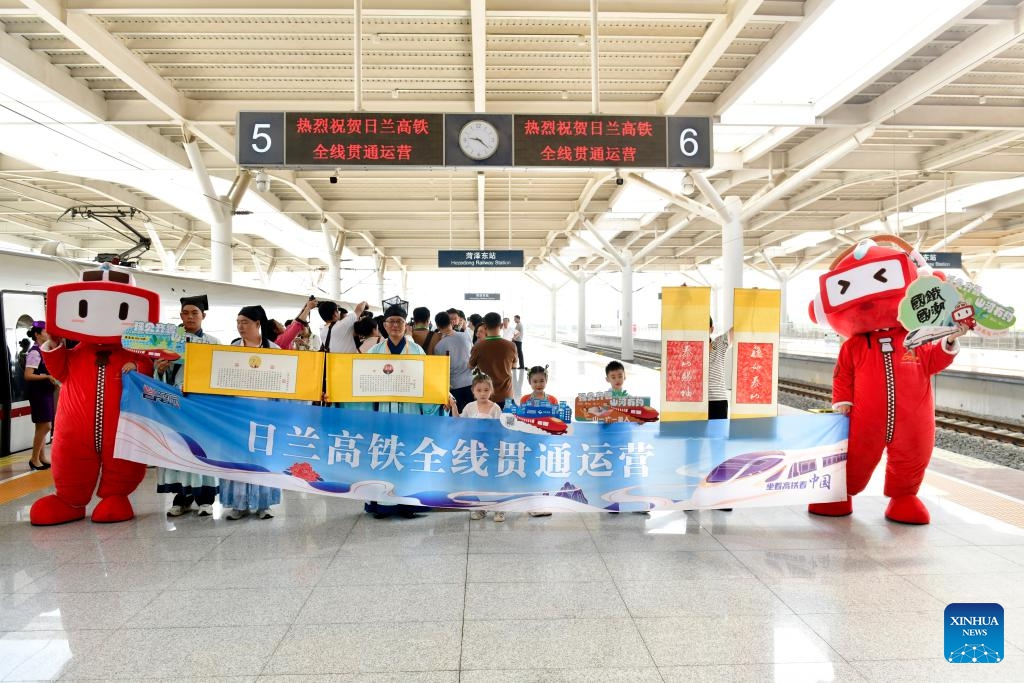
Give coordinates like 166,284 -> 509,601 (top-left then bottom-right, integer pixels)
808,236 -> 966,524
30,266 -> 158,526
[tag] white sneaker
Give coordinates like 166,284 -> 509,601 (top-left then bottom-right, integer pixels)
470,510 -> 486,520
197,504 -> 213,517
225,508 -> 246,520
493,511 -> 506,522
257,508 -> 274,519
166,505 -> 188,517
529,511 -> 552,517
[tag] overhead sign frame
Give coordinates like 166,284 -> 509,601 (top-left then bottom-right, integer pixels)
237,111 -> 713,170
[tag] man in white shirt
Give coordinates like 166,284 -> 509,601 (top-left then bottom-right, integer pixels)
501,317 -> 515,341
318,300 -> 368,354
513,314 -> 525,369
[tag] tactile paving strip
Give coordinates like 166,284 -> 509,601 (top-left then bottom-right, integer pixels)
925,469 -> 1024,529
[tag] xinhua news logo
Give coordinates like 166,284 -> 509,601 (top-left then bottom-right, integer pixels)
945,603 -> 1003,664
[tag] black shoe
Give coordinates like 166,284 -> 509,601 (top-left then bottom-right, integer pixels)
29,462 -> 51,471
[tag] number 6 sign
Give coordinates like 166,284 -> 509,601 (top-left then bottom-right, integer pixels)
667,117 -> 713,169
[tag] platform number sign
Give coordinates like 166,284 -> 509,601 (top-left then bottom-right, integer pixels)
666,117 -> 712,169
237,112 -> 285,166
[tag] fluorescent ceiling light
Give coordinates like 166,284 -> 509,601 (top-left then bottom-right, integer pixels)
721,0 -> 977,125
998,246 -> 1024,258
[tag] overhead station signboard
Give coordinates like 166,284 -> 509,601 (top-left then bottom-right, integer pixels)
465,293 -> 501,301
439,250 -> 524,268
237,111 -> 712,169
920,252 -> 963,269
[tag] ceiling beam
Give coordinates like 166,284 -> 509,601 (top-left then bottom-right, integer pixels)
658,0 -> 763,115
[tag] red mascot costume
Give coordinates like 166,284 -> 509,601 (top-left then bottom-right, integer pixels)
807,236 -> 966,524
30,266 -> 158,526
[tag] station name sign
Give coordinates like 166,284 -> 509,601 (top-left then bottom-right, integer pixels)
920,251 -> 963,269
465,292 -> 501,301
238,112 -> 711,169
439,250 -> 524,268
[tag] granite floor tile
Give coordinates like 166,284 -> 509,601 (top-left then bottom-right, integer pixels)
466,552 -> 610,583
0,564 -> 54,594
460,668 -> 662,682
319,553 -> 466,585
659,662 -> 866,682
730,548 -> 892,580
850,656 -> 1024,682
257,673 -> 458,683
468,529 -> 598,555
0,591 -> 159,631
798,611 -> 941,661
635,614 -> 839,666
588,526 -> 724,553
294,583 -> 465,623
618,577 -> 794,618
460,618 -> 653,670
91,535 -> 225,563
862,544 -> 1022,575
22,561 -> 187,594
763,575 -> 947,614
942,523 -> 1024,546
464,580 -> 628,620
125,587 -> 313,627
0,629 -> 114,681
601,550 -> 753,582
907,571 -> 1024,608
171,557 -> 331,590
59,625 -> 289,679
263,621 -> 461,674
206,531 -> 342,559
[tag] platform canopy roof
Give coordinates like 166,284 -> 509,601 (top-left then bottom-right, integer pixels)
1,0 -> 1023,281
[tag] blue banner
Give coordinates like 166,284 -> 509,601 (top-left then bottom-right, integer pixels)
115,373 -> 848,512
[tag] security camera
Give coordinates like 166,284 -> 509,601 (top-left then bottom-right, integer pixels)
329,175 -> 338,184
254,170 -> 269,193
615,172 -> 624,186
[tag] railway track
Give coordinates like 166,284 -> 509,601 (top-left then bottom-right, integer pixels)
780,379 -> 1024,448
573,343 -> 1024,448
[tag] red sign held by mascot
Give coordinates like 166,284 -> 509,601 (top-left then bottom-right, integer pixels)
808,235 -> 967,525
30,266 -> 159,526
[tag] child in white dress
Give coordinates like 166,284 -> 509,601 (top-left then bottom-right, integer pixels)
460,374 -> 505,522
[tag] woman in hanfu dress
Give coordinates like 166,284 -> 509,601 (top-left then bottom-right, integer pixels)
346,301 -> 457,518
156,295 -> 221,517
221,305 -> 283,520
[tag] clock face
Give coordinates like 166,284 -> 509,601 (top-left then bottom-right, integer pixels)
458,120 -> 499,160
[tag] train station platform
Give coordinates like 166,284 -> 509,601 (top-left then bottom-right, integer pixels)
1,339 -> 1023,681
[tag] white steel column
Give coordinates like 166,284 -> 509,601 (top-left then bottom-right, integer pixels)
577,275 -> 587,347
721,196 -> 744,331
621,254 -> 634,362
550,286 -> 558,342
779,276 -> 790,329
183,137 -> 232,282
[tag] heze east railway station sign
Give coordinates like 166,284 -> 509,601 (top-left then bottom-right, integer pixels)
237,112 -> 712,169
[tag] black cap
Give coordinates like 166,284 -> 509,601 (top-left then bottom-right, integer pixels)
383,303 -> 408,320
238,305 -> 267,323
180,294 -> 209,311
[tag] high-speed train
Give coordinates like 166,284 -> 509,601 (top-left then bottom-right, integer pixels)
1,249 -> 348,456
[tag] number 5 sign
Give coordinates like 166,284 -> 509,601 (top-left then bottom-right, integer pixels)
666,117 -> 713,169
237,112 -> 285,166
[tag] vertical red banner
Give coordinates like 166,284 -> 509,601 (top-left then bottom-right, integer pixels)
665,340 -> 705,402
734,342 -> 774,405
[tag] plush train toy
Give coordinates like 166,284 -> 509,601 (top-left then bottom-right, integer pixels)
30,266 -> 159,525
807,236 -> 965,524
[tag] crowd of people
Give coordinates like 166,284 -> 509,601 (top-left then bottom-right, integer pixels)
18,286 -> 736,525
22,291 -> 732,523
141,294 -> 539,521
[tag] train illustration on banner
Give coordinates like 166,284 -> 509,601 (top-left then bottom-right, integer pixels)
688,443 -> 848,509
